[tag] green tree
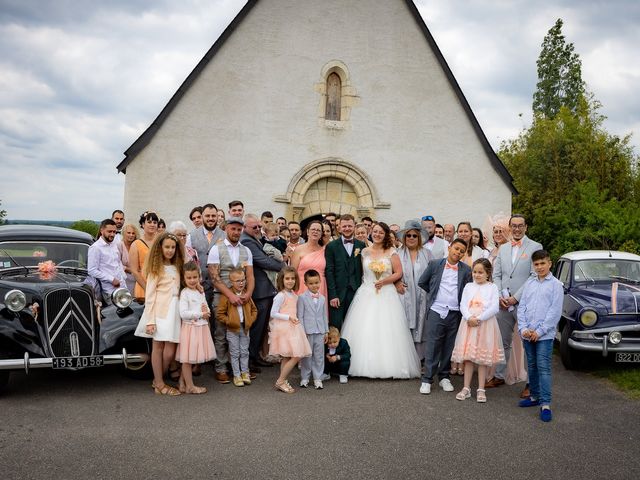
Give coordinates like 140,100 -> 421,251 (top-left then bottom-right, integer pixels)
70,220 -> 99,239
499,19 -> 639,259
0,200 -> 6,225
532,18 -> 585,118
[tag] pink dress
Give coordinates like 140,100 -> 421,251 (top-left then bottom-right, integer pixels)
451,282 -> 505,366
268,291 -> 312,358
175,288 -> 216,364
296,247 -> 328,301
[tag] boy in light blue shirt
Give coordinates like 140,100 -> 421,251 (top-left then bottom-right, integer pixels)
517,249 -> 563,422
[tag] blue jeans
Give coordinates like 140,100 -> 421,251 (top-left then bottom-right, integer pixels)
523,339 -> 553,405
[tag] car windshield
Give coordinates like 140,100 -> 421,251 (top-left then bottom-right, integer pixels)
573,259 -> 640,284
0,241 -> 89,269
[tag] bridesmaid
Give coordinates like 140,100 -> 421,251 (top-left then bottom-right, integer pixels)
290,219 -> 327,301
128,211 -> 159,300
121,223 -> 139,294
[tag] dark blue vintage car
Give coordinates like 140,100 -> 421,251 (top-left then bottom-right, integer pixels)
0,225 -> 150,392
555,250 -> 640,369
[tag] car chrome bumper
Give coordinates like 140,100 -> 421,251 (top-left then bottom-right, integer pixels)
0,349 -> 149,373
568,323 -> 640,356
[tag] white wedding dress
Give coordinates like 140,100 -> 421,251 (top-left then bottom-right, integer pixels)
341,249 -> 421,379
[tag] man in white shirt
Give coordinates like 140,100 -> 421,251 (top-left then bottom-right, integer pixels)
111,209 -> 125,244
87,219 -> 126,304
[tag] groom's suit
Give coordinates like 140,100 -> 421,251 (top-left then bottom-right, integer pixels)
418,258 -> 472,384
325,236 -> 365,330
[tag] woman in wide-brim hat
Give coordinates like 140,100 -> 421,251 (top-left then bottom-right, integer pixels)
397,219 -> 434,360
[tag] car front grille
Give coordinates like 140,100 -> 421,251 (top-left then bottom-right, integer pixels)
44,288 -> 96,357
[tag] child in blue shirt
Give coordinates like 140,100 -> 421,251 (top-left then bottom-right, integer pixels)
517,249 -> 563,422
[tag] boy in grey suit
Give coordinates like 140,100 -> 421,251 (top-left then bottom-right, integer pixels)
297,269 -> 329,389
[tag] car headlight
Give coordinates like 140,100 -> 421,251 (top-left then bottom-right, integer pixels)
4,289 -> 27,312
111,288 -> 133,308
609,331 -> 622,345
579,309 -> 598,327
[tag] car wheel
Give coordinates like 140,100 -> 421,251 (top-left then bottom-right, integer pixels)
120,339 -> 153,380
0,371 -> 9,394
560,322 -> 583,370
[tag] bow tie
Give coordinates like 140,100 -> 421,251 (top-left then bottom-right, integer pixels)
511,240 -> 522,248
445,263 -> 458,271
343,238 -> 354,244
310,293 -> 320,299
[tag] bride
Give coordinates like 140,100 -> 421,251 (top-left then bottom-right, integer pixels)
341,222 -> 421,379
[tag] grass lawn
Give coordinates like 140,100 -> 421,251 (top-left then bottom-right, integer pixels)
589,358 -> 640,399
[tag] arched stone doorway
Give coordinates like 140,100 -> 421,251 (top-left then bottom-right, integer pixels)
274,158 -> 390,222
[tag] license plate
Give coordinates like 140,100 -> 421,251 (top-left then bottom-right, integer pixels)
615,352 -> 640,363
52,356 -> 104,369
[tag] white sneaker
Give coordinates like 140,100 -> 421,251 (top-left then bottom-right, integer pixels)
339,375 -> 348,384
321,373 -> 331,381
314,380 -> 323,389
439,378 -> 454,392
419,382 -> 431,394
299,379 -> 309,388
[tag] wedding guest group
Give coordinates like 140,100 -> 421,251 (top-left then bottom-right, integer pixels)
88,204 -> 557,419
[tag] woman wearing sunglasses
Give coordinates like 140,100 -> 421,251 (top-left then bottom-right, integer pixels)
397,219 -> 434,361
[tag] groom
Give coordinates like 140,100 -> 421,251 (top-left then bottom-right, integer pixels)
325,214 -> 365,330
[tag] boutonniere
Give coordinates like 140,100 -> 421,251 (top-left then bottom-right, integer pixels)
354,248 -> 361,257
520,253 -> 528,259
241,261 -> 248,269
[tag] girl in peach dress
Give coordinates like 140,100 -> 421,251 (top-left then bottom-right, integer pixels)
269,267 -> 311,393
451,258 -> 505,403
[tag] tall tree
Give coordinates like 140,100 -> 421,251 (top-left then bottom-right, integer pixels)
0,199 -> 6,225
532,18 -> 585,118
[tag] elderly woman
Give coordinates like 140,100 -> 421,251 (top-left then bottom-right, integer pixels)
168,220 -> 199,264
397,219 -> 434,360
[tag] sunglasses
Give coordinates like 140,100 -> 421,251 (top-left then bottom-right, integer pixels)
421,215 -> 434,222
249,225 -> 261,230
405,233 -> 419,239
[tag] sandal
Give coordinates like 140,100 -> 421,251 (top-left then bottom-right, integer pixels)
456,387 -> 471,401
456,368 -> 464,376
153,383 -> 181,396
477,388 -> 487,403
184,386 -> 207,395
274,381 -> 295,394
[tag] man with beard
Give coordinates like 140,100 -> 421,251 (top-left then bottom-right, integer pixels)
421,215 -> 447,259
87,219 -> 126,304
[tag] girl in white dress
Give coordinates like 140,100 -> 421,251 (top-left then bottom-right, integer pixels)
451,258 -> 505,402
341,222 -> 421,379
135,233 -> 185,396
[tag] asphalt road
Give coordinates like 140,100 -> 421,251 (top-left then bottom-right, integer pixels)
1,356 -> 639,480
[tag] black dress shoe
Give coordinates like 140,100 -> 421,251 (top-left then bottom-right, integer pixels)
249,364 -> 262,374
255,358 -> 273,367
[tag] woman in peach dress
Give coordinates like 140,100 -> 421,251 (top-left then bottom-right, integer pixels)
129,211 -> 159,300
290,219 -> 327,302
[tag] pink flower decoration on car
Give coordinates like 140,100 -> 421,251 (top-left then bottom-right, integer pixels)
37,260 -> 58,280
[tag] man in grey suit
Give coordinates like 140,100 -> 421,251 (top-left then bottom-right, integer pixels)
417,238 -> 473,395
485,214 -> 542,389
187,202 -> 225,304
422,214 -> 448,259
240,213 -> 286,371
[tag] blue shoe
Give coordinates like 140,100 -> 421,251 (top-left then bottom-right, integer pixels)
540,407 -> 553,422
518,397 -> 540,408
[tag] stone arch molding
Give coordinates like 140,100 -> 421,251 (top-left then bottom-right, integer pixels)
274,158 -> 390,221
315,60 -> 360,128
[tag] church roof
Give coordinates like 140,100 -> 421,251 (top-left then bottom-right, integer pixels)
117,0 -> 516,194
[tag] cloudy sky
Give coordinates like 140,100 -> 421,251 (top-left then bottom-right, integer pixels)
1,0 -> 638,221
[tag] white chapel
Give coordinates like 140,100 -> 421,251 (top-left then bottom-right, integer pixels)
118,0 -> 514,227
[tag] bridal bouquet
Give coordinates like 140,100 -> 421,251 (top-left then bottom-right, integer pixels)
368,259 -> 387,294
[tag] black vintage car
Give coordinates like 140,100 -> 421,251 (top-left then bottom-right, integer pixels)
555,250 -> 640,369
0,225 -> 150,392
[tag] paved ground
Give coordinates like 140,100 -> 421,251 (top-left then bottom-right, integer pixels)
1,355 -> 639,480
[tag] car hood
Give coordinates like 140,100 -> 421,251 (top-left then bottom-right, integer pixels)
571,284 -> 640,314
0,269 -> 87,289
